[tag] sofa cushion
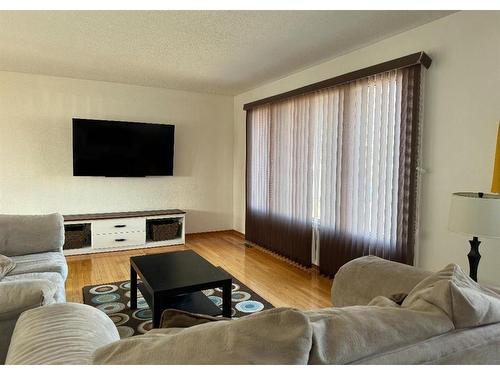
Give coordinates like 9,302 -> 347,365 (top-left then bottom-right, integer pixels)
402,263 -> 500,329
304,303 -> 454,364
0,255 -> 15,280
93,307 -> 312,364
0,213 -> 64,256
0,278 -> 58,320
9,251 -> 68,280
2,272 -> 66,303
353,322 -> 500,364
6,303 -> 119,365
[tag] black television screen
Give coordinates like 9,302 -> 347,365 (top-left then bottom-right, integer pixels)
73,119 -> 174,177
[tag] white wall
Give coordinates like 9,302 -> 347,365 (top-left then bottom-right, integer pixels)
233,11 -> 500,284
0,72 -> 234,233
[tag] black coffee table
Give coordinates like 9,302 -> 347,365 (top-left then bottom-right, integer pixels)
130,250 -> 232,328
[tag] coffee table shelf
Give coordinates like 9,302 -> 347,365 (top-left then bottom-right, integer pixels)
137,283 -> 222,318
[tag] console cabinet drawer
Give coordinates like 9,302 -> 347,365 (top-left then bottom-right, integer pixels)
92,231 -> 146,249
92,218 -> 145,235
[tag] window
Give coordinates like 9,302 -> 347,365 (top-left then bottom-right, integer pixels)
245,53 -> 429,275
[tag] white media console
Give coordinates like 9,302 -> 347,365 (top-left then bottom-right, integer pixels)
63,209 -> 186,255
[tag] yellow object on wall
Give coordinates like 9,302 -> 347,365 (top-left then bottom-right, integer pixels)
492,122 -> 500,193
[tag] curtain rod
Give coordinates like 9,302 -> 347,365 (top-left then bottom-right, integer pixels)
243,51 -> 431,111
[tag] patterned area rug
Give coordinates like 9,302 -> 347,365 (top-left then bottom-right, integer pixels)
83,275 -> 274,338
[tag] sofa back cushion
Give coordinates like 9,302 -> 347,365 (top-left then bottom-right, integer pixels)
0,214 -> 64,256
93,308 -> 312,365
402,264 -> 500,329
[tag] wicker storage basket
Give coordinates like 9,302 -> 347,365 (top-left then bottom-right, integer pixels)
64,224 -> 91,249
149,220 -> 180,241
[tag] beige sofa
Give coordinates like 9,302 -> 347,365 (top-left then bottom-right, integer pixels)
0,214 -> 67,364
5,256 -> 500,364
329,256 -> 500,364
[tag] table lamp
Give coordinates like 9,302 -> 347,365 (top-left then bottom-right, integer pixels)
448,192 -> 500,281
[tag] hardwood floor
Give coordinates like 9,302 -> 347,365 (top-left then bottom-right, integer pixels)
65,230 -> 332,310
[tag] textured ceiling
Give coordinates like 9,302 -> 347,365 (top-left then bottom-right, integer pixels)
0,11 -> 454,95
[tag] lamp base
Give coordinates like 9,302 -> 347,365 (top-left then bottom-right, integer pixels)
467,236 -> 481,282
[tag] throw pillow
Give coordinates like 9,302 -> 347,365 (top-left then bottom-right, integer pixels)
402,263 -> 500,329
159,308 -> 230,328
0,254 -> 16,280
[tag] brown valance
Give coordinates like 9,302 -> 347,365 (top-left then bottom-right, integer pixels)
243,51 -> 431,111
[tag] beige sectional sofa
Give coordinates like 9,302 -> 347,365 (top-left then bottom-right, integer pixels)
4,254 -> 500,364
324,257 -> 500,364
0,213 -> 67,364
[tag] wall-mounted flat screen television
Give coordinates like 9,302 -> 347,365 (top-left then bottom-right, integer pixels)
73,118 -> 175,177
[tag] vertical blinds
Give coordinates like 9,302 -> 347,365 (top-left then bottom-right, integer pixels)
246,96 -> 314,266
317,66 -> 422,275
246,54 -> 428,275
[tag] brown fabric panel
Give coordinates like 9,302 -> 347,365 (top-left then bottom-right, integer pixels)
396,67 -> 411,264
396,65 -> 421,266
405,65 -> 422,265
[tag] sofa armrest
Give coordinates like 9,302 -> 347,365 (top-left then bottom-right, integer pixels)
0,279 -> 58,363
6,303 -> 120,365
0,213 -> 64,257
0,279 -> 58,320
331,255 -> 431,307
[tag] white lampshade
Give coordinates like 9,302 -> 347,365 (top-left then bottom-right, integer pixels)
448,192 -> 500,238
